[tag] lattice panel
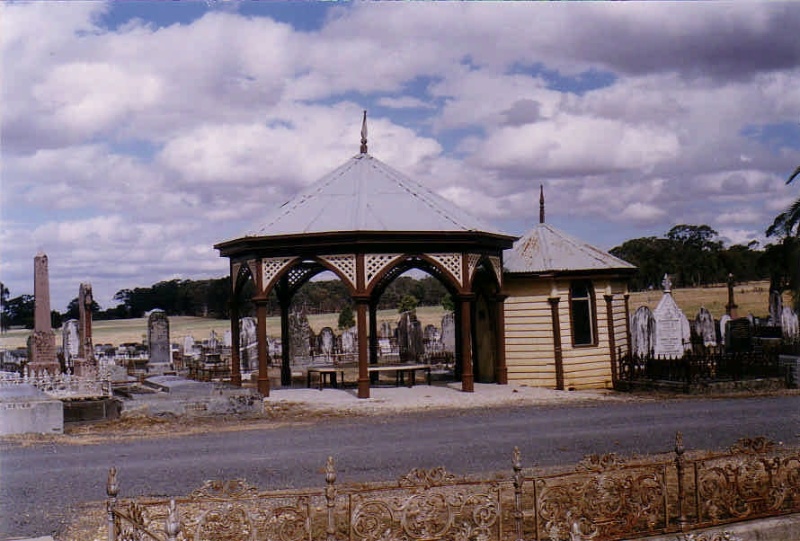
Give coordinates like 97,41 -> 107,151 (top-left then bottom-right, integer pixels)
428,253 -> 463,287
489,256 -> 503,286
365,254 -> 403,287
319,254 -> 357,290
261,257 -> 296,293
467,254 -> 482,285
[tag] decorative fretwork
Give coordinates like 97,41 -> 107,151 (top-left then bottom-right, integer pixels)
467,253 -> 482,284
318,254 -> 357,290
488,255 -> 503,286
695,438 -> 800,526
261,257 -> 297,293
365,254 -> 403,287
231,262 -> 242,292
535,461 -> 668,540
428,253 -> 463,287
99,436 -> 800,541
287,265 -> 318,291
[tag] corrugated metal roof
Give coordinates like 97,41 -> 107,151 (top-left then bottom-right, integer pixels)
248,153 -> 509,237
504,223 -> 636,274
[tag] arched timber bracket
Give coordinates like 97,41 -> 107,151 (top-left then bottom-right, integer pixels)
267,256 -> 358,301
231,260 -> 256,298
366,254 -> 462,298
464,254 -> 503,290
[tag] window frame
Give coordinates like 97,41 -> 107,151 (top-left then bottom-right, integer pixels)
568,280 -> 598,347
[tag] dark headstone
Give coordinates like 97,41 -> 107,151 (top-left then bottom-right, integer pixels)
726,318 -> 753,353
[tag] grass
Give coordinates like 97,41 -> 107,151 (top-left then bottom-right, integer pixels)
0,282 -> 785,351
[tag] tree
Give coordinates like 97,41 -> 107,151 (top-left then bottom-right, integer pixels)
765,165 -> 800,309
397,294 -> 418,314
63,297 -> 101,321
0,282 -> 9,333
337,304 -> 354,330
441,294 -> 455,312
4,295 -> 34,329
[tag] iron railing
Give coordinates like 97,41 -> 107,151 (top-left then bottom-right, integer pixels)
101,434 -> 800,541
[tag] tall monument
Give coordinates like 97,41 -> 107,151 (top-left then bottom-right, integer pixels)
74,282 -> 96,376
29,252 -> 59,374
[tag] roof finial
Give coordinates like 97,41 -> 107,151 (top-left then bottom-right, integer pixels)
360,110 -> 368,154
539,184 -> 545,224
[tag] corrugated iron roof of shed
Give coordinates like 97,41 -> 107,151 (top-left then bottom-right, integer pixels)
244,153 -> 511,238
504,223 -> 636,274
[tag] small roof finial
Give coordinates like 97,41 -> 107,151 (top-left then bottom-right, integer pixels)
360,110 -> 368,154
539,184 -> 545,224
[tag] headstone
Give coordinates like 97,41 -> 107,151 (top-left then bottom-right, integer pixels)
78,283 -> 94,362
223,330 -> 232,348
340,328 -> 357,355
61,319 -> 80,369
317,327 -> 336,362
630,306 -> 656,356
183,335 -> 196,358
768,290 -> 783,327
652,274 -> 691,358
694,307 -> 717,347
423,324 -> 441,347
441,312 -> 456,353
147,309 -> 171,370
782,307 -> 799,341
239,317 -> 257,371
726,317 -> 753,353
379,321 -> 394,340
288,306 -> 311,361
29,253 -> 59,374
207,330 -> 219,352
718,314 -> 731,347
397,311 -> 424,363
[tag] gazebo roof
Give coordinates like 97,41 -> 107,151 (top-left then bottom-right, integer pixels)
244,152 -> 510,239
504,223 -> 635,275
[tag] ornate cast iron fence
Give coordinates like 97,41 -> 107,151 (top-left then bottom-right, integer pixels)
616,350 -> 786,390
104,435 -> 800,541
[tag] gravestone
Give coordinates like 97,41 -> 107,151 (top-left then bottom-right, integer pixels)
61,319 -> 79,369
718,314 -> 731,347
183,335 -> 196,359
397,311 -> 424,363
652,275 -> 691,358
207,330 -> 219,352
630,306 -> 656,356
223,330 -> 232,348
782,307 -> 799,341
147,309 -> 171,371
78,282 -> 94,362
423,324 -> 441,348
694,307 -> 717,347
379,321 -> 394,340
239,317 -> 257,371
768,290 -> 783,327
726,317 -> 753,353
29,252 -> 59,375
288,307 -> 312,361
317,327 -> 336,361
340,328 -> 357,356
441,312 -> 456,353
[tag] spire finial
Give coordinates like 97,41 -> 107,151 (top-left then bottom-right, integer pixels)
360,110 -> 368,154
539,184 -> 545,224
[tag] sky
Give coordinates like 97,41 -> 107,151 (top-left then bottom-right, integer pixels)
2,1 -> 800,312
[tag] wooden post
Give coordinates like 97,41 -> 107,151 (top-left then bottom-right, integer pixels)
229,298 -> 241,387
255,298 -> 270,396
460,294 -> 474,392
604,294 -> 618,387
356,298 -> 370,398
280,297 -> 291,387
549,296 -> 564,391
495,294 -> 508,385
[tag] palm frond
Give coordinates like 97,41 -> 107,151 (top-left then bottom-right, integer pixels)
788,165 -> 800,185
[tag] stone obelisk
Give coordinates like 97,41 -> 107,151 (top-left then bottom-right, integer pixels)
29,252 -> 59,374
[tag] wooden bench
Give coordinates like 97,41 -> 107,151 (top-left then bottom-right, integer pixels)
306,366 -> 346,390
367,363 -> 432,387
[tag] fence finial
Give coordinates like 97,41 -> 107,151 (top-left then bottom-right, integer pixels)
165,499 -> 181,541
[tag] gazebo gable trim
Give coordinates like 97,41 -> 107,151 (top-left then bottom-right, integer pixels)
266,256 -> 359,299
466,254 -> 504,290
365,253 -> 465,298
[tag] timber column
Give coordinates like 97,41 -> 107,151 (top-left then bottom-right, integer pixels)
30,252 -> 58,375
355,297 -> 370,398
228,298 -> 242,387
548,295 -> 564,391
494,293 -> 508,385
459,293 -> 475,392
255,297 -> 270,396
604,294 -> 618,386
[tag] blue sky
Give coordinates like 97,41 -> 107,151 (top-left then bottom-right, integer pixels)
2,1 -> 799,311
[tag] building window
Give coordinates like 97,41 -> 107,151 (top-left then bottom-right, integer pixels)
570,281 -> 595,346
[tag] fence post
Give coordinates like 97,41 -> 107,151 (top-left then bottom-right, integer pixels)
106,467 -> 118,541
512,447 -> 524,541
165,499 -> 181,541
674,432 -> 689,531
325,456 -> 337,541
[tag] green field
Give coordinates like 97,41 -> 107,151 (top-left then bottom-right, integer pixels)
0,282 -> 785,350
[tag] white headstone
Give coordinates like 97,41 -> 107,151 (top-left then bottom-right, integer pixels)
630,306 -> 655,356
239,317 -> 257,371
223,330 -> 232,348
718,314 -> 731,346
694,307 -> 717,347
782,307 -> 799,340
440,312 -> 456,353
653,275 -> 691,358
62,319 -> 80,363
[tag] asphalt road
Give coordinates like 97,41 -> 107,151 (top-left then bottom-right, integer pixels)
1,395 -> 798,539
